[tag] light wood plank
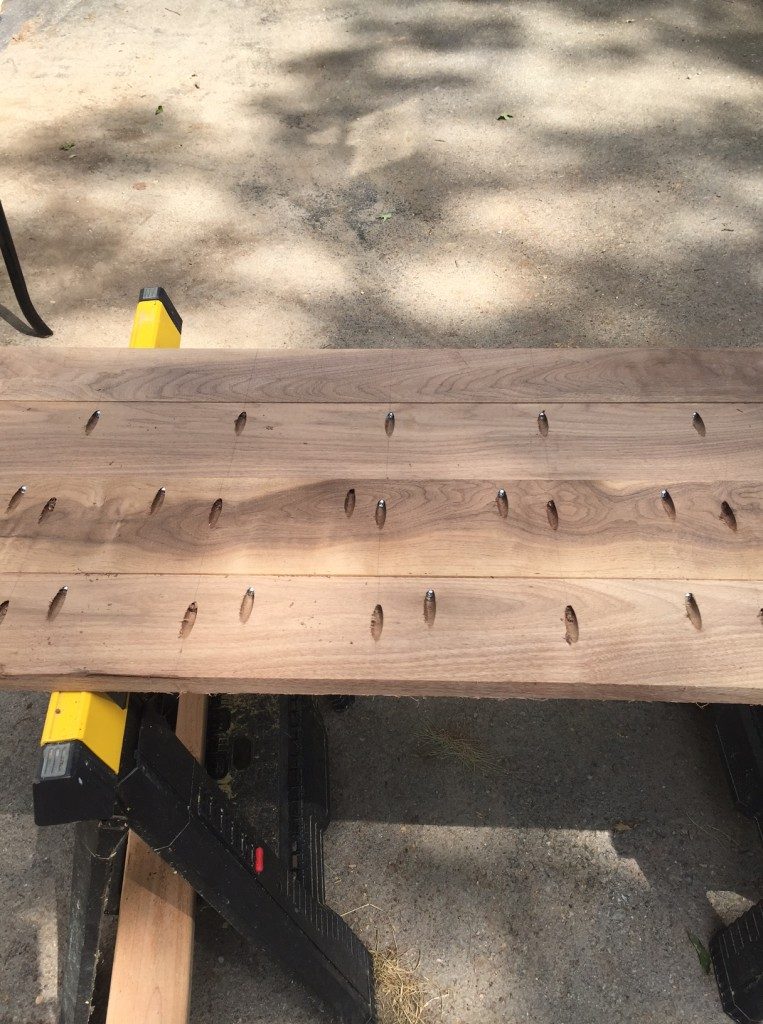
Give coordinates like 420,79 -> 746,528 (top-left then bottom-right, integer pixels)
0,575 -> 759,695
0,348 -> 759,403
0,477 -> 759,579
105,693 -> 206,1024
0,402 -> 759,480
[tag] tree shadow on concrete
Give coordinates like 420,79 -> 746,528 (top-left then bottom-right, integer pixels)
1,0 -> 759,346
325,696 -> 759,1023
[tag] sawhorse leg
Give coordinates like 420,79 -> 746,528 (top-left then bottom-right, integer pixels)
59,820 -> 127,1024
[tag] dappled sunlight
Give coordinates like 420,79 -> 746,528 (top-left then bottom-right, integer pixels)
393,253 -> 535,326
17,904 -> 58,1007
348,99 -> 425,176
233,238 -> 352,298
324,821 -> 675,1023
0,809 -> 60,1022
320,693 -> 761,1021
1,0 -> 759,347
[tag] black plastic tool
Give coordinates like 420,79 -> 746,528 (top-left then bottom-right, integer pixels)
0,199 -> 52,336
35,695 -> 374,1024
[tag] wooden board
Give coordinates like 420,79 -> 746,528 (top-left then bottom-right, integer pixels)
0,401 -> 760,479
105,693 -> 206,1024
0,575 -> 759,699
0,477 -> 759,579
0,347 -> 759,702
0,348 -> 760,402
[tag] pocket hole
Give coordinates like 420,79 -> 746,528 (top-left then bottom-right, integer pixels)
84,410 -> 101,434
371,604 -> 384,641
564,605 -> 578,644
375,498 -> 387,528
546,499 -> 559,530
180,601 -> 198,638
6,485 -> 27,513
48,586 -> 68,621
234,411 -> 247,436
538,410 -> 549,437
209,498 -> 223,527
385,411 -> 395,437
692,411 -> 706,437
150,487 -> 166,514
685,592 -> 702,630
39,497 -> 57,524
344,488 -> 356,517
424,589 -> 436,627
660,489 -> 676,520
240,586 -> 255,624
719,501 -> 737,532
0,600 -> 8,624
496,488 -> 508,519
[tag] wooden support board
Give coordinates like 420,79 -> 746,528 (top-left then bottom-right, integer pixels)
105,693 -> 206,1024
0,348 -> 760,702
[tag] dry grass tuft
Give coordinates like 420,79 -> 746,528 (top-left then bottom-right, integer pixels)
421,723 -> 501,774
373,939 -> 433,1024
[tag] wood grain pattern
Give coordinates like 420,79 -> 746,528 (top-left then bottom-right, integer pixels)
0,348 -> 759,402
0,349 -> 758,702
0,477 -> 759,579
105,693 -> 206,1024
0,402 -> 759,479
0,575 -> 759,692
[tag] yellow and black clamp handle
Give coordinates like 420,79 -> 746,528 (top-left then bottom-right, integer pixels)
34,695 -> 376,1023
129,285 -> 182,348
33,692 -> 135,825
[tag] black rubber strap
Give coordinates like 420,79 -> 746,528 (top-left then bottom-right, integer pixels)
0,200 -> 53,337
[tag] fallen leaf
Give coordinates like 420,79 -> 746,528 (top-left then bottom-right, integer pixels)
59,141 -> 76,151
155,104 -> 164,115
497,112 -> 514,120
687,930 -> 712,975
377,212 -> 393,221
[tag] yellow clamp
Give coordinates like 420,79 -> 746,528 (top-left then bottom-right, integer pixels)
41,692 -> 128,773
129,285 -> 182,348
